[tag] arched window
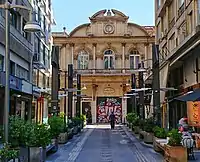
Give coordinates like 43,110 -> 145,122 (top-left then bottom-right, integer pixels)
129,50 -> 140,69
104,49 -> 114,69
77,50 -> 89,69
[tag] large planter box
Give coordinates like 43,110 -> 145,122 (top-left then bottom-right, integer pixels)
58,132 -> 68,144
19,146 -> 45,162
73,126 -> 78,135
134,126 -> 140,134
153,136 -> 165,152
164,145 -> 187,162
143,131 -> 153,144
139,130 -> 145,139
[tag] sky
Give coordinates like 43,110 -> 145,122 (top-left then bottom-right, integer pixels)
52,0 -> 154,33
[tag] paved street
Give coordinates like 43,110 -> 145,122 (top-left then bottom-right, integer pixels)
47,125 -> 163,162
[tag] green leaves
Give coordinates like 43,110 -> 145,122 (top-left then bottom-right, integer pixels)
0,144 -> 19,160
153,126 -> 167,138
167,129 -> 182,146
48,116 -> 65,138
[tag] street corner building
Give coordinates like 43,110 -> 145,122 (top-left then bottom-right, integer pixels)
52,9 -> 155,124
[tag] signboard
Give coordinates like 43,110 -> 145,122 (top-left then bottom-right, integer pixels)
187,101 -> 200,126
0,71 -> 22,91
22,80 -> 32,94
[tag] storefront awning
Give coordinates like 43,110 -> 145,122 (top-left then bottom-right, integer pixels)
175,89 -> 200,102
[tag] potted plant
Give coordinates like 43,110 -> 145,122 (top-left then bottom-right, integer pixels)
48,116 -> 64,152
153,126 -> 167,152
0,144 -> 19,161
164,129 -> 187,162
57,113 -> 68,144
80,114 -> 86,129
67,120 -> 74,139
126,113 -> 136,130
139,119 -> 145,139
132,116 -> 140,134
25,123 -> 51,162
72,117 -> 81,134
143,117 -> 154,143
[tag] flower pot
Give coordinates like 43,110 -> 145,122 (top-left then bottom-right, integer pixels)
58,132 -> 68,144
164,144 -> 187,162
134,126 -> 140,134
143,131 -> 153,144
139,130 -> 145,139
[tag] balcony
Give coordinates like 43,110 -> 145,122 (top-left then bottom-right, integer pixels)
73,68 -> 143,76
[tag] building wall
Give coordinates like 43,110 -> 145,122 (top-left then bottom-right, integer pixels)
53,9 -> 155,123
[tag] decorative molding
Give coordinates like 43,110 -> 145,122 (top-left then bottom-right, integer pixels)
144,42 -> 149,46
92,43 -> 97,47
122,43 -> 126,47
69,43 -> 75,47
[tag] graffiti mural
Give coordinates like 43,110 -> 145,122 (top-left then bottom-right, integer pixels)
97,97 -> 122,123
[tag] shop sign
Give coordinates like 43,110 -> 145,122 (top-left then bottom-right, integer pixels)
103,87 -> 115,94
187,101 -> 200,126
0,72 -> 22,91
22,80 -> 32,94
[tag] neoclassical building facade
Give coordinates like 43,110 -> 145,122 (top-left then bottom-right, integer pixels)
52,9 -> 155,123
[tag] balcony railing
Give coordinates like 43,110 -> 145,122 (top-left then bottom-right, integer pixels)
72,68 -> 144,75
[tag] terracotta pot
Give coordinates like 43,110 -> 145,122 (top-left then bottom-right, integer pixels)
164,144 -> 187,162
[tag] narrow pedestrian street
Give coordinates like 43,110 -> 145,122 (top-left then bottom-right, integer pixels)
47,125 -> 163,162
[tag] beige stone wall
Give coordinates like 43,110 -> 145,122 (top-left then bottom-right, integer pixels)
53,9 -> 155,123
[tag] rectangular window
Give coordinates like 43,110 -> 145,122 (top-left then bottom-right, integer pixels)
10,10 -> 17,28
130,55 -> 140,69
43,73 -> 46,88
0,55 -> 4,71
16,65 -> 29,81
10,61 -> 15,75
78,55 -> 89,69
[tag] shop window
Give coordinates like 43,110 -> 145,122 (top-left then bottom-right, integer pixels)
104,49 -> 114,69
0,55 -> 4,71
78,50 -> 89,69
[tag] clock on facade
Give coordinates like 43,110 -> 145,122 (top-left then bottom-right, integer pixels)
104,24 -> 115,34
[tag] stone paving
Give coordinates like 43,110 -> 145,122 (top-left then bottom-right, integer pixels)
47,125 -> 163,162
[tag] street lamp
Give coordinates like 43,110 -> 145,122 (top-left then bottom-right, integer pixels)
0,0 -> 41,144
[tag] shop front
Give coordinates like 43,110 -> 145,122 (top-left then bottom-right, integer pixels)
0,72 -> 32,124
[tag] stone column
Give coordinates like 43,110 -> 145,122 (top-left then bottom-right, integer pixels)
122,43 -> 126,72
91,100 -> 96,124
122,98 -> 127,124
93,43 -> 96,73
144,43 -> 149,68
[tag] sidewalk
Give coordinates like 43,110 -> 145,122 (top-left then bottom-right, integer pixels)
122,125 -> 200,162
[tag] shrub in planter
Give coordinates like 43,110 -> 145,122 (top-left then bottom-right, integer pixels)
48,116 -> 64,139
0,144 -> 19,161
153,126 -> 167,152
165,129 -> 187,162
139,119 -> 145,130
143,117 -> 155,143
167,129 -> 182,146
67,120 -> 74,139
153,126 -> 167,139
72,117 -> 81,134
132,116 -> 140,134
80,114 -> 86,128
126,113 -> 136,125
